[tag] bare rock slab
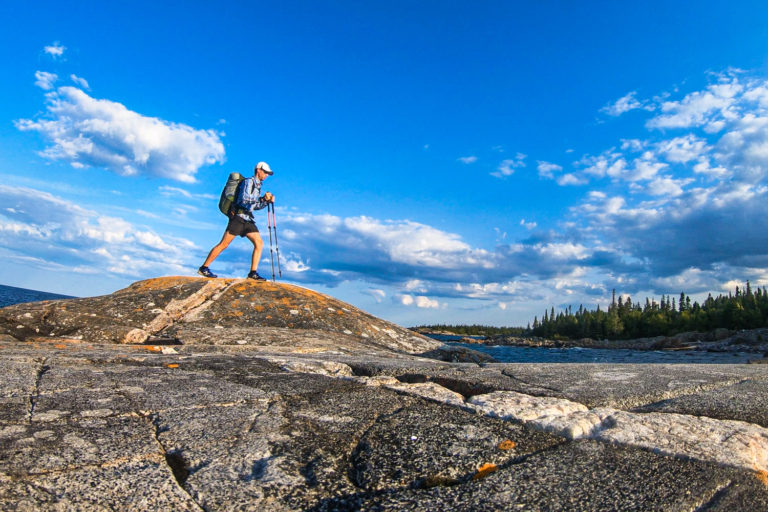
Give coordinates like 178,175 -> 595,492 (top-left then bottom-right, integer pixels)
0,277 -> 440,355
330,440 -> 768,512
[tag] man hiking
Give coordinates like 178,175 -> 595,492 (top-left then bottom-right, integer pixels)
198,162 -> 275,280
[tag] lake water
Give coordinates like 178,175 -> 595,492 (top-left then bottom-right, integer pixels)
0,284 -> 74,308
427,335 -> 758,364
447,343 -> 756,364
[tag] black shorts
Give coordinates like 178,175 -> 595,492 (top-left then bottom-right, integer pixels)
226,215 -> 259,237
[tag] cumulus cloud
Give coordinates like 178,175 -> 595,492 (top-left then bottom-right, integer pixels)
646,80 -> 741,130
646,176 -> 693,197
557,173 -> 588,186
580,151 -> 627,179
537,161 -> 562,179
44,43 -> 66,58
70,74 -> 90,89
34,71 -> 58,90
492,153 -> 526,178
561,73 -> 768,196
458,156 -> 477,164
399,294 -> 440,309
657,135 -> 709,163
16,83 -> 225,182
601,91 -> 654,116
0,185 -> 198,278
271,210 -> 604,303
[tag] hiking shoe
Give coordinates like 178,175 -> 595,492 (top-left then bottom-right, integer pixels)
247,271 -> 267,281
198,266 -> 217,278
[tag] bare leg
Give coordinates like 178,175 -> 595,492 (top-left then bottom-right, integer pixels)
202,230 -> 236,267
245,231 -> 264,271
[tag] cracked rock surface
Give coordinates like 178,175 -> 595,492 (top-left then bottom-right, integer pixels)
2,278 -> 768,510
2,341 -> 768,511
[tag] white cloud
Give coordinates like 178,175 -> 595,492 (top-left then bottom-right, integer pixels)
44,43 -> 66,58
620,139 -> 646,152
458,156 -> 477,164
0,185 -> 198,278
537,161 -> 562,179
282,256 -> 310,273
657,135 -> 709,163
158,186 -> 217,201
34,71 -> 58,90
404,279 -> 427,292
692,157 -> 728,177
580,151 -> 626,179
629,157 -> 667,181
556,173 -> 587,186
339,216 -> 478,268
601,91 -> 653,116
492,153 -> 526,178
646,80 -> 741,129
520,219 -> 537,230
399,294 -> 440,309
366,289 -> 386,302
646,176 -> 693,197
16,85 -> 225,183
70,74 -> 90,89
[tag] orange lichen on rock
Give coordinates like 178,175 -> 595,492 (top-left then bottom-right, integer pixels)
473,463 -> 498,480
757,469 -> 768,488
166,363 -> 179,368
142,346 -> 163,353
125,276 -> 199,292
497,440 -> 517,451
125,276 -> 242,294
27,337 -> 74,344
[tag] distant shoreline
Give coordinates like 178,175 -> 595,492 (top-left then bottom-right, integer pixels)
417,327 -> 768,359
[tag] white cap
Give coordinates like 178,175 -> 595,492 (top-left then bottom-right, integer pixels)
255,161 -> 273,175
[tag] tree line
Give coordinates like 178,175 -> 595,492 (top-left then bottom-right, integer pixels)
531,282 -> 768,340
414,282 -> 768,340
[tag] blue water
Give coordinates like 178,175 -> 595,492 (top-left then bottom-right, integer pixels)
415,331 -> 760,364
446,343 -> 756,364
0,284 -> 74,308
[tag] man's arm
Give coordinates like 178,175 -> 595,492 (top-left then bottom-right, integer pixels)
236,178 -> 269,211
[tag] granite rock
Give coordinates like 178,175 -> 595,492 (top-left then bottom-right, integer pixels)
0,277 -> 440,355
2,279 -> 768,510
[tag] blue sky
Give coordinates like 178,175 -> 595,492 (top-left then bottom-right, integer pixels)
3,1 -> 768,327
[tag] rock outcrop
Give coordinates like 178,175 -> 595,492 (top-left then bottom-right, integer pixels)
0,277 -> 440,355
2,278 -> 768,510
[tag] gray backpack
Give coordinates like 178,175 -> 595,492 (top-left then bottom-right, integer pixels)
218,172 -> 244,216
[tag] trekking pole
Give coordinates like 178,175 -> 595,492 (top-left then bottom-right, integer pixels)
270,202 -> 282,278
266,204 -> 276,282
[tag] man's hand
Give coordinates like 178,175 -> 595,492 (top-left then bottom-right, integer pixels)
263,192 -> 275,203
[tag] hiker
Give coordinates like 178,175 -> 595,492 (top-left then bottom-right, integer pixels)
198,162 -> 275,280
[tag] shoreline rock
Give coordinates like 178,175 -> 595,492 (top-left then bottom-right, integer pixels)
483,327 -> 768,356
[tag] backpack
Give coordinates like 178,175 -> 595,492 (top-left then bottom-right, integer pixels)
218,172 -> 244,216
